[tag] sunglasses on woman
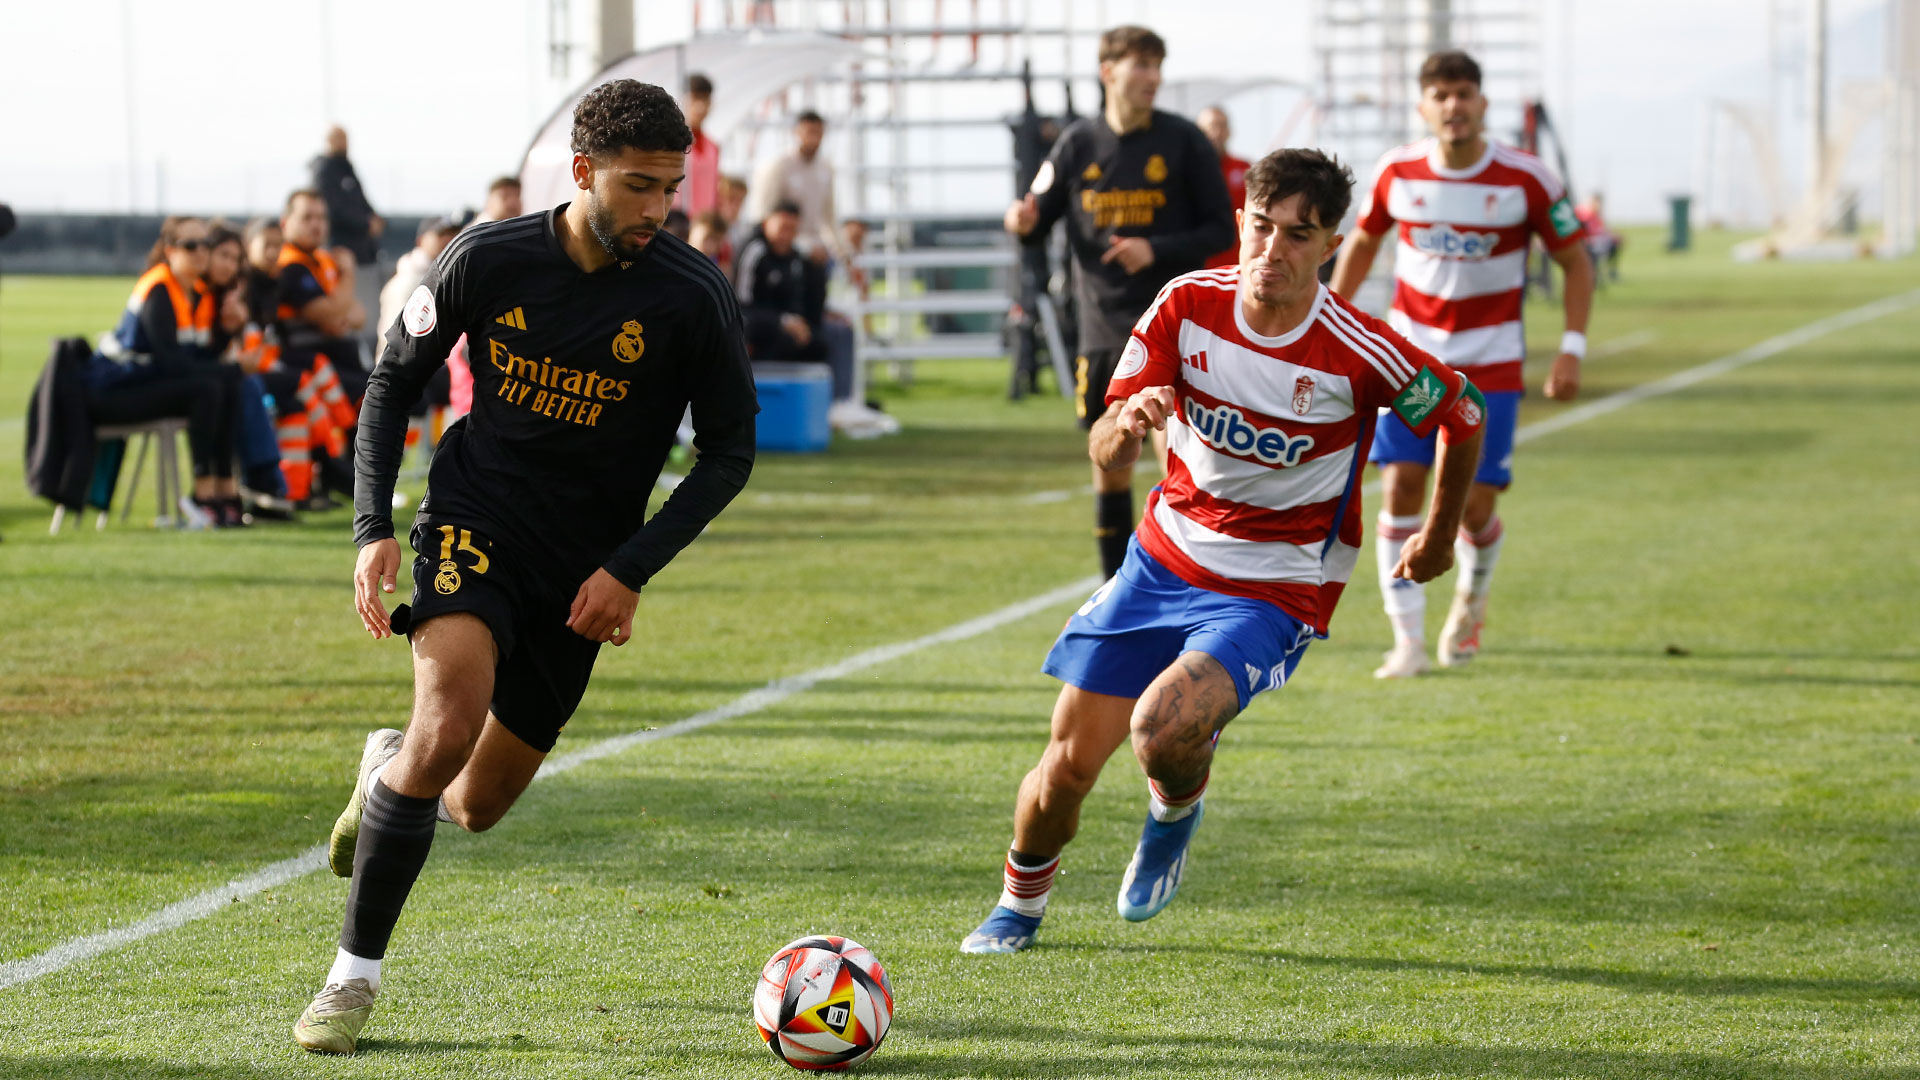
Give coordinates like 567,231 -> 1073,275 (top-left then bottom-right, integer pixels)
175,239 -> 208,252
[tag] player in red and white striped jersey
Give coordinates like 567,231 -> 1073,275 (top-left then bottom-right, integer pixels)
1331,50 -> 1595,678
962,150 -> 1485,954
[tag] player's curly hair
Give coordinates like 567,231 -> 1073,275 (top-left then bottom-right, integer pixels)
1243,149 -> 1354,230
570,79 -> 692,159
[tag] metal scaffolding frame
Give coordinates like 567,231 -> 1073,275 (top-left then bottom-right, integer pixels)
1310,0 -> 1542,177
687,0 -> 1102,385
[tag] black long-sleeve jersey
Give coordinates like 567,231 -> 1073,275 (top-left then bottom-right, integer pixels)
1025,110 -> 1236,352
353,206 -> 758,595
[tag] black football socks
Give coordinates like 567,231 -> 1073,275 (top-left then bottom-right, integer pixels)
340,777 -> 438,960
1096,489 -> 1133,578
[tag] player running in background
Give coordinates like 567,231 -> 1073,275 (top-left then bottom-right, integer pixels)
1005,25 -> 1235,579
292,79 -> 756,1054
962,149 -> 1486,954
1330,50 -> 1594,678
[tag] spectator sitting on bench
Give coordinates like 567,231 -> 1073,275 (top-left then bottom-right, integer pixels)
735,202 -> 894,437
87,216 -> 249,526
204,222 -> 291,515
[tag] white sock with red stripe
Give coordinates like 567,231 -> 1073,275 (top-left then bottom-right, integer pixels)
1376,513 -> 1426,645
997,850 -> 1060,917
1147,773 -> 1207,823
1454,516 -> 1505,599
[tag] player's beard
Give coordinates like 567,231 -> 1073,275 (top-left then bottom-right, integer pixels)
586,194 -> 654,261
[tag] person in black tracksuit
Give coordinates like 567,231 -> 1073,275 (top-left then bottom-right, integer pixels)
733,200 -> 858,402
1006,25 -> 1234,578
292,80 -> 757,1057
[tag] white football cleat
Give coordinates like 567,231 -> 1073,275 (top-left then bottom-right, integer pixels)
1373,640 -> 1429,679
828,400 -> 901,439
1437,593 -> 1488,668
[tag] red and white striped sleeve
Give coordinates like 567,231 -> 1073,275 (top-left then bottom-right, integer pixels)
1105,276 -> 1188,406
1321,294 -> 1473,439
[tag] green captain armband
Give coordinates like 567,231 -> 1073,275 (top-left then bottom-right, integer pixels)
1391,367 -> 1451,428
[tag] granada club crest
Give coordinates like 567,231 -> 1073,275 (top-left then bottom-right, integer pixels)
1292,374 -> 1315,416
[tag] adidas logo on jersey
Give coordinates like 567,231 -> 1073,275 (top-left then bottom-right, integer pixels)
1407,223 -> 1498,259
494,306 -> 527,330
1182,349 -> 1209,373
1184,399 -> 1315,468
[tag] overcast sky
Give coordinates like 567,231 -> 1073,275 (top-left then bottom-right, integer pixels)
0,0 -> 1893,224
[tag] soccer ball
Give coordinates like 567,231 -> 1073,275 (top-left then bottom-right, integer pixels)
753,935 -> 893,1070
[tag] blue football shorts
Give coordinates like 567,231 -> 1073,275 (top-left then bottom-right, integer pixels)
1042,537 -> 1315,712
1368,388 -> 1521,488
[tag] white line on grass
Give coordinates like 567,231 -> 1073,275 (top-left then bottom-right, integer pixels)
0,575 -> 1101,992
1515,288 -> 1920,447
1589,328 -> 1660,359
6,286 -> 1918,992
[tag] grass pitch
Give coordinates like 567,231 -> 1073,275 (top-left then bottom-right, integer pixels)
0,229 -> 1916,1078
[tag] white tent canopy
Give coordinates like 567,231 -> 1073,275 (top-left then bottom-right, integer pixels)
518,31 -> 872,211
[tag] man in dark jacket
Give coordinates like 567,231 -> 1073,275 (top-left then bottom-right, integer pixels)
309,127 -> 384,267
733,201 -> 822,364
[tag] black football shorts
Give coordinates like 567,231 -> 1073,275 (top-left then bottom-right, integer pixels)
391,521 -> 600,753
1074,346 -> 1127,430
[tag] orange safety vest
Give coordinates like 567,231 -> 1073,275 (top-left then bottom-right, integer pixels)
274,243 -> 341,322
126,263 -> 215,348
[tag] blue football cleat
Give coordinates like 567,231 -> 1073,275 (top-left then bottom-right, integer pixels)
960,906 -> 1042,954
1116,800 -> 1204,922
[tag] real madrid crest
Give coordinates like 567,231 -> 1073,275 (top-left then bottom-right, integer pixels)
612,319 -> 645,363
434,559 -> 462,595
1144,154 -> 1167,184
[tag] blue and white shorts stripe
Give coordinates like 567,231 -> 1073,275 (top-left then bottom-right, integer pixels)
1042,537 -> 1314,712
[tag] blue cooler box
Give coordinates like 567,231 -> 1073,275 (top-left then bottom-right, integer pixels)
753,361 -> 831,452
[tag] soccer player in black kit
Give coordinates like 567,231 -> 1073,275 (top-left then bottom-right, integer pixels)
293,80 -> 756,1055
1006,25 -> 1234,578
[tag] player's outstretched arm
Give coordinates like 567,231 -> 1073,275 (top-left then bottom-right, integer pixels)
598,306 -> 758,619
350,245 -> 470,636
1395,423 -> 1484,583
1089,386 -> 1175,472
1544,241 -> 1595,401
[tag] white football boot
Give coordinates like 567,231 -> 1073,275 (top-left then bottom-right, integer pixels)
1373,639 -> 1430,679
1437,592 -> 1488,669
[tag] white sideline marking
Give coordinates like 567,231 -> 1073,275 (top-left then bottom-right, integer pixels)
1515,288 -> 1920,447
1588,328 -> 1660,359
7,286 -> 1919,992
0,848 -> 328,992
0,576 -> 1101,992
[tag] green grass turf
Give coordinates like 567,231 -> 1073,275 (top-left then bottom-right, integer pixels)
0,227 -> 1916,1078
